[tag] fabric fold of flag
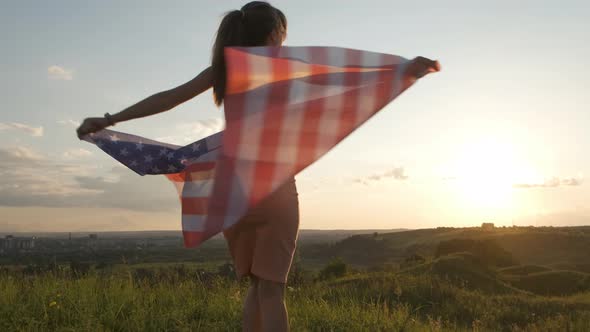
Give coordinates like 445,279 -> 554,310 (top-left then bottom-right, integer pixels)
82,130 -> 223,247
206,46 -> 416,239
83,46 -> 422,248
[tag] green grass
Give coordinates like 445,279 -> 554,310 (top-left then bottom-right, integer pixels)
498,265 -> 552,276
2,267 -> 590,331
505,270 -> 590,296
400,253 -> 522,295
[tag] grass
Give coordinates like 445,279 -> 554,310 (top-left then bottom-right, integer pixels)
498,265 -> 552,276
505,270 -> 590,296
1,266 -> 590,331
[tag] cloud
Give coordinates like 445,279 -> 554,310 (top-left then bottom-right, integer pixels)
353,167 -> 408,185
57,119 -> 81,127
0,146 -> 177,211
63,148 -> 93,159
0,122 -> 44,137
156,118 -> 224,145
0,146 -> 99,205
0,146 -> 44,162
71,170 -> 177,211
48,65 -> 73,80
561,177 -> 583,186
513,176 -> 584,189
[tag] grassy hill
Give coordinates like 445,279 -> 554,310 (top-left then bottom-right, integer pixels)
400,252 -> 522,295
310,226 -> 590,269
309,225 -> 590,298
2,225 -> 590,330
502,269 -> 590,296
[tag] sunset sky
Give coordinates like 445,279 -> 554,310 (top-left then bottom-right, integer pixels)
1,0 -> 589,232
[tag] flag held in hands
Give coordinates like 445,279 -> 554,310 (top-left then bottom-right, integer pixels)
84,46 -> 431,248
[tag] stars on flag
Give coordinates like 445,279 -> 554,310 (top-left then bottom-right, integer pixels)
191,143 -> 201,152
85,128 -> 217,176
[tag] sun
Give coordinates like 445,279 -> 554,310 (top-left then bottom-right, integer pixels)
447,137 -> 535,213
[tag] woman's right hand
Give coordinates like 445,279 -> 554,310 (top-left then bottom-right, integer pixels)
406,56 -> 441,79
76,117 -> 110,139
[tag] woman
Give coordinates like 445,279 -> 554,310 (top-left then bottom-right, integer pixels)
76,2 -> 439,331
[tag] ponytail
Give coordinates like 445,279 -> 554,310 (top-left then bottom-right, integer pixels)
212,10 -> 244,106
211,2 -> 287,106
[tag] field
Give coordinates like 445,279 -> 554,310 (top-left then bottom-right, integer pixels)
2,226 -> 590,331
1,267 -> 589,331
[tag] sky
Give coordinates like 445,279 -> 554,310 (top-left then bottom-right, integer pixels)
1,0 -> 589,232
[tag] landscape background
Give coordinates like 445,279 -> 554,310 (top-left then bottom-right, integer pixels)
2,225 -> 590,330
2,0 -> 590,232
2,1 -> 590,330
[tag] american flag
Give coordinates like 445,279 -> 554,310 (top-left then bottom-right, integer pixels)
82,130 -> 223,247
84,46 -> 419,248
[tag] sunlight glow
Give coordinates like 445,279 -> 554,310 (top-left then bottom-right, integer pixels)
447,137 -> 537,214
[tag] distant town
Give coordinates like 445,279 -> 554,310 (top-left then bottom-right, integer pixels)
0,223 -> 505,256
0,232 -> 186,257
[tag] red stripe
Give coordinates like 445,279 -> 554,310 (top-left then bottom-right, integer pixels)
165,162 -> 216,182
183,231 -> 205,248
353,55 -> 396,128
181,197 -> 208,214
295,47 -> 329,172
225,48 -> 251,95
374,55 -> 395,115
165,173 -> 183,182
206,47 -> 251,226
249,53 -> 292,205
185,162 -> 216,172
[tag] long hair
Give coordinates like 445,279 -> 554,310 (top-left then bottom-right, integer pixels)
211,1 -> 287,106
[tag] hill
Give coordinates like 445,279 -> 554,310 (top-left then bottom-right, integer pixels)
400,252 -> 522,295
311,226 -> 590,269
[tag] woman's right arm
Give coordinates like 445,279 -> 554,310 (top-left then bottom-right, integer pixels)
77,66 -> 213,138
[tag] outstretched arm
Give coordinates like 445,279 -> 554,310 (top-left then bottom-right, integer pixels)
76,66 -> 213,138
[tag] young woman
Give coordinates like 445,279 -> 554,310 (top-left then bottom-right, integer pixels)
76,2 -> 439,331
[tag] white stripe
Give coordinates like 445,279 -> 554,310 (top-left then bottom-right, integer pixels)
205,131 -> 223,150
279,46 -> 313,63
235,47 -> 271,159
392,60 -> 410,99
289,80 -> 357,105
185,149 -> 219,165
181,179 -> 214,198
169,180 -> 184,197
354,51 -> 382,127
315,47 -> 346,159
182,214 -> 206,232
272,47 -> 308,189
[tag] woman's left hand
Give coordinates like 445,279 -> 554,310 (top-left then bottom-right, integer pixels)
76,117 -> 110,139
407,56 -> 441,78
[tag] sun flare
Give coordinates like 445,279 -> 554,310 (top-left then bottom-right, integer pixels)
447,137 -> 536,213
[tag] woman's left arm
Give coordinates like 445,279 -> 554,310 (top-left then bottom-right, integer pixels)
77,66 -> 213,138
